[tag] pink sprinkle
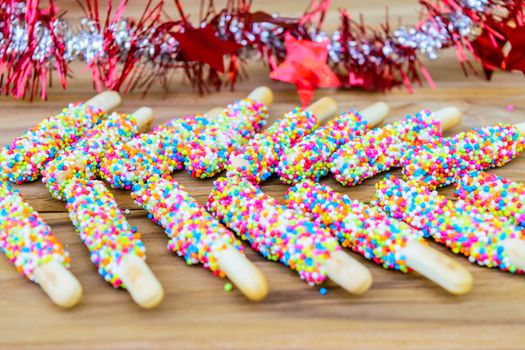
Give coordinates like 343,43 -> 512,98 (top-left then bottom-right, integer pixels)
507,104 -> 514,111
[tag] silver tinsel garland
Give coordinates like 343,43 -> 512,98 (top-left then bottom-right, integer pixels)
0,0 -> 494,96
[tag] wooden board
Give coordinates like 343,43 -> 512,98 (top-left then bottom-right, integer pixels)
2,1 -> 525,349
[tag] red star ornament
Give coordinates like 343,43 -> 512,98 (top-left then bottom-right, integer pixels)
172,24 -> 242,72
470,28 -> 506,80
501,25 -> 525,73
269,33 -> 340,106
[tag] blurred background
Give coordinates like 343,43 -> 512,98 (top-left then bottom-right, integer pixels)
54,0 -> 517,95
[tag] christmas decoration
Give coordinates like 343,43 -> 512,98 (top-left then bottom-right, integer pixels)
0,0 -> 523,102
269,33 -> 340,106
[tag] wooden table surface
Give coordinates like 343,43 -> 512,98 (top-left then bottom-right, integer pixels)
1,1 -> 525,349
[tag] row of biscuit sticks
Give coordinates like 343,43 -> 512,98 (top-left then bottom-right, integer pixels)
1,87 -> 525,308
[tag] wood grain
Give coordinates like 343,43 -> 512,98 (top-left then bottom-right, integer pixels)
2,1 -> 525,349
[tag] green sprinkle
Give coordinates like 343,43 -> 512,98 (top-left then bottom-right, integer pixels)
224,282 -> 233,292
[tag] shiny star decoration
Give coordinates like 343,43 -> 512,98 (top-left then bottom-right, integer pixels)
468,6 -> 525,79
501,25 -> 525,74
172,24 -> 242,72
470,28 -> 506,79
269,33 -> 340,106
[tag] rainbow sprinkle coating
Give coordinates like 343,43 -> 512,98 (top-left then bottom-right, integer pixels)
226,107 -> 318,183
0,103 -> 104,184
184,98 -> 268,178
285,180 -> 425,272
330,110 -> 441,186
131,175 -> 243,276
42,112 -> 139,199
456,171 -> 525,227
64,179 -> 146,288
374,174 -> 525,272
402,124 -> 525,189
207,176 -> 340,285
100,114 -> 209,189
0,180 -> 69,281
276,110 -> 367,184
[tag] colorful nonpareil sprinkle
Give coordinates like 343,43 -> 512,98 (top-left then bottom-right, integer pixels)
64,179 -> 146,288
374,174 -> 525,272
207,176 -> 340,285
330,110 -> 441,186
42,112 -> 139,199
184,98 -> 268,178
226,107 -> 318,183
285,180 -> 425,272
402,124 -> 525,189
0,180 -> 69,281
276,110 -> 367,184
131,175 -> 243,275
100,114 -> 209,189
456,171 -> 525,227
0,103 -> 104,184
